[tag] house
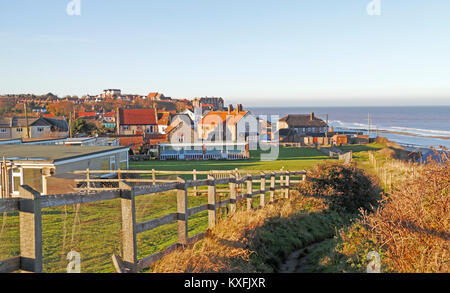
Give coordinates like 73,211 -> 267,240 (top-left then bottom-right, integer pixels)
102,89 -> 121,98
101,112 -> 116,129
198,104 -> 257,144
157,112 -> 172,134
0,117 -> 69,139
0,145 -> 129,196
192,97 -> 224,111
331,134 -> 348,146
76,111 -> 96,119
166,114 -> 196,144
277,113 -> 328,137
116,108 -> 158,136
147,92 -> 171,101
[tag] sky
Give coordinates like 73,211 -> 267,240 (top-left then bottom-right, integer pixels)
0,0 -> 450,107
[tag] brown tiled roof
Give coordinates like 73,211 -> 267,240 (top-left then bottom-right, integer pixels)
118,108 -> 157,125
279,114 -> 327,128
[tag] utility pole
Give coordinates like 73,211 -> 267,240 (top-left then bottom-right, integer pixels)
69,111 -> 73,138
368,113 -> 371,138
325,114 -> 329,139
24,102 -> 30,138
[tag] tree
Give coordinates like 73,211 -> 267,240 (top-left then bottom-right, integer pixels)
71,118 -> 95,136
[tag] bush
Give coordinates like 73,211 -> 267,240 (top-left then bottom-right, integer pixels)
300,163 -> 382,213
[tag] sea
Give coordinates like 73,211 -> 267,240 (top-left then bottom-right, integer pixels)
248,106 -> 450,150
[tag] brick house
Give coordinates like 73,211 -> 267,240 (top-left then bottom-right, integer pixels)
116,108 -> 158,136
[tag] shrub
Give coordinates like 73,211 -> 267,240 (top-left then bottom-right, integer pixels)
300,163 -> 382,213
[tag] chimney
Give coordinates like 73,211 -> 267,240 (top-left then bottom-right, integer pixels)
237,104 -> 243,112
310,112 -> 314,120
228,104 -> 233,114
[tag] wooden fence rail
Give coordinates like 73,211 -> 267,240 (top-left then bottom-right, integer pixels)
0,169 -> 306,273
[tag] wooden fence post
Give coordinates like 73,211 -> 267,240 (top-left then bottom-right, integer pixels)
19,185 -> 42,273
119,181 -> 137,272
270,172 -> 275,203
86,168 -> 90,193
229,175 -> 237,215
152,169 -> 156,185
176,179 -> 188,245
207,175 -> 217,229
260,173 -> 266,207
246,176 -> 253,211
284,171 -> 290,199
193,169 -> 198,196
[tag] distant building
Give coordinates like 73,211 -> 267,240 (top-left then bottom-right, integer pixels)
147,92 -> 171,101
102,89 -> 121,98
198,104 -> 257,144
192,97 -> 224,111
116,108 -> 158,136
158,142 -> 249,160
0,117 -> 69,139
276,113 -> 328,142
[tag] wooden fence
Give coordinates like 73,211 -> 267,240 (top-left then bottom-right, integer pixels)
0,168 -> 306,273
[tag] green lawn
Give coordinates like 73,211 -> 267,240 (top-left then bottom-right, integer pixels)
131,147 -> 334,172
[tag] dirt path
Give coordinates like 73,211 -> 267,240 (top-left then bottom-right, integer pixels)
277,241 -> 324,273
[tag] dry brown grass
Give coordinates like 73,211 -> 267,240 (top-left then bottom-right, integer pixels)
150,191 -> 326,273
338,152 -> 449,273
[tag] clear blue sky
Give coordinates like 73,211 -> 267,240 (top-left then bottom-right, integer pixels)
1,0 -> 449,106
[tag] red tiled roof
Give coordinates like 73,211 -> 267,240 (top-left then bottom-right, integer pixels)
118,135 -> 144,149
118,108 -> 157,125
200,110 -> 248,126
77,111 -> 96,118
104,112 -> 115,117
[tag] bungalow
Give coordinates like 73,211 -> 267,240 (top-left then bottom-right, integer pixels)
0,145 -> 129,197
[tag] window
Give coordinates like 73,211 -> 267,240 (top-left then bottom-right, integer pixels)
302,128 -> 306,132
307,128 -> 311,132
37,127 -> 44,132
0,128 -> 6,133
110,156 -> 116,170
123,125 -> 129,130
16,128 -> 23,132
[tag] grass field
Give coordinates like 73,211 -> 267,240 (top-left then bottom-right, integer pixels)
131,147 -> 334,172
0,144 -> 384,273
